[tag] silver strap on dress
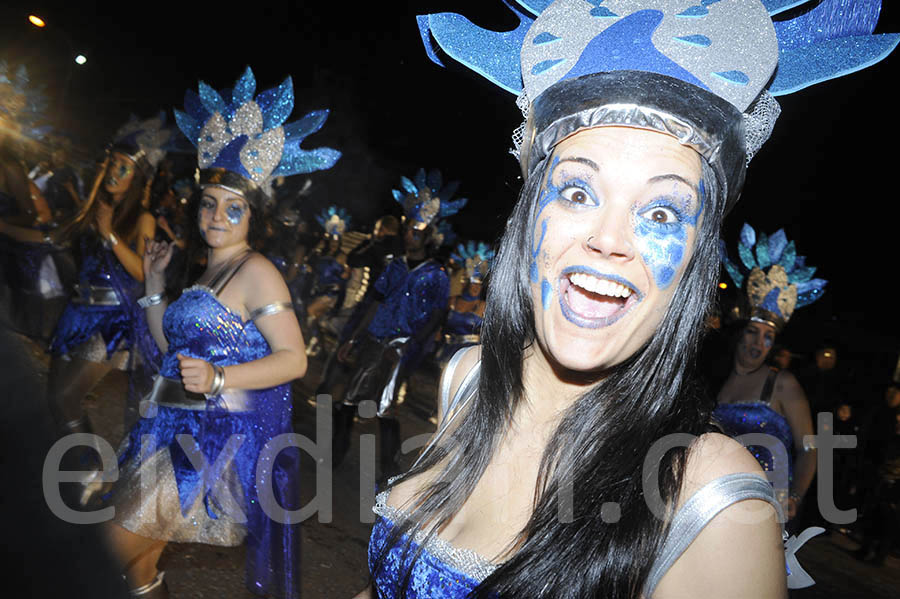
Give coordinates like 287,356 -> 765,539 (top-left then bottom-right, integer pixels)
643,472 -> 785,598
411,347 -> 480,471
248,301 -> 293,321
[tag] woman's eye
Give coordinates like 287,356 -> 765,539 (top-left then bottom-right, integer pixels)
200,200 -> 215,210
641,206 -> 678,224
559,186 -> 592,205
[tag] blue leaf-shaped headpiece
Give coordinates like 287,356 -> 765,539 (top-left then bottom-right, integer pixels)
391,168 -> 468,230
315,205 -> 352,238
452,240 -> 496,282
174,67 -> 341,196
721,222 -> 827,330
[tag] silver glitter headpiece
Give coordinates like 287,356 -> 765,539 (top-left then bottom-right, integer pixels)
720,223 -> 827,332
391,168 -> 468,231
316,205 -> 352,239
174,67 -> 341,198
418,0 -> 898,211
0,61 -> 51,140
112,112 -> 172,175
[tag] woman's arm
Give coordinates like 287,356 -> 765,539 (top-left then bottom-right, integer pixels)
775,371 -> 817,518
142,239 -> 174,353
652,433 -> 787,599
179,254 -> 307,395
351,585 -> 373,599
104,211 -> 155,282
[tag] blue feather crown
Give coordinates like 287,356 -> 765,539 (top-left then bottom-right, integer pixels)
316,205 -> 352,238
174,67 -> 341,198
720,223 -> 827,331
452,241 -> 495,283
391,168 -> 468,231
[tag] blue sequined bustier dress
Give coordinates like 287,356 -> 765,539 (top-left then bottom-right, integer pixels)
713,368 -> 794,490
109,285 -> 300,598
50,239 -> 141,364
437,308 -> 483,363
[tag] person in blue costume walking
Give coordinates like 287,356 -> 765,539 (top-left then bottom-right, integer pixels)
333,168 -> 465,480
303,205 -> 351,357
13,115 -> 170,438
357,1 -> 898,598
102,67 -> 340,599
436,241 -> 492,366
714,224 -> 824,523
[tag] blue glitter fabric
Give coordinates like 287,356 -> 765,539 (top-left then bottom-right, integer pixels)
307,254 -> 347,301
368,258 -> 450,367
50,242 -> 141,358
369,516 -> 484,599
117,286 -> 300,598
445,309 -> 483,337
713,401 -> 794,481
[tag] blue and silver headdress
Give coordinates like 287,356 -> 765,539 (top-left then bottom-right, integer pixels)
418,0 -> 898,210
720,223 -> 827,331
111,112 -> 173,175
174,67 -> 341,203
0,62 -> 51,140
316,205 -> 351,239
391,168 -> 468,231
452,241 -> 496,283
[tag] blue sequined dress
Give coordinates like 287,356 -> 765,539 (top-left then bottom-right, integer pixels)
436,307 -> 482,364
108,280 -> 301,598
50,237 -> 142,368
713,368 -> 794,502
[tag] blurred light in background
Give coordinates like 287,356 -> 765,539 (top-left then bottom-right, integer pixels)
28,15 -> 46,28
75,55 -> 87,65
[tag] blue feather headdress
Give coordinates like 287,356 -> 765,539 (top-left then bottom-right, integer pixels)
391,168 -> 468,231
174,67 -> 341,200
452,241 -> 496,283
315,205 -> 352,238
720,223 -> 827,331
418,1 -> 898,211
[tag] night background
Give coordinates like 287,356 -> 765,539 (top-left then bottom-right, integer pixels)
3,0 -> 899,381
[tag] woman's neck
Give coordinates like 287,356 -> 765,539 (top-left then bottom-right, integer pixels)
207,243 -> 251,269
520,344 -> 605,423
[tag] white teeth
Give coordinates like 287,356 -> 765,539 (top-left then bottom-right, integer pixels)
568,273 -> 633,298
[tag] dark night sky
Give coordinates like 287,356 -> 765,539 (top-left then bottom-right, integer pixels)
3,1 -> 899,375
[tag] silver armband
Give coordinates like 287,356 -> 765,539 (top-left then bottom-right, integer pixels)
137,292 -> 165,309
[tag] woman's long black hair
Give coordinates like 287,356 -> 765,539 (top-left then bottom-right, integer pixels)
373,150 -> 726,598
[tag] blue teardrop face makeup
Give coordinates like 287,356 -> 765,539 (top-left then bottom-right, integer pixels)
633,182 -> 704,290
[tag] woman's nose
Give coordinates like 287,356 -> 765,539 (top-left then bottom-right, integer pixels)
584,207 -> 634,261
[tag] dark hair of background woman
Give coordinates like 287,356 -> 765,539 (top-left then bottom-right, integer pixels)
373,156 -> 726,598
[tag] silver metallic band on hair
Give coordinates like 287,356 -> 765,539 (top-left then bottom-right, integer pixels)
520,71 -> 749,213
200,183 -> 250,199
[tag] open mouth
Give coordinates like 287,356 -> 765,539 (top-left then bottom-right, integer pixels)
558,266 -> 642,328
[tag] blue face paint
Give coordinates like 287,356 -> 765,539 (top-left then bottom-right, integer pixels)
225,201 -> 248,225
541,277 -> 553,311
634,190 -> 703,290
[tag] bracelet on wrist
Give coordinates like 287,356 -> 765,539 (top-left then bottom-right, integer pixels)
208,365 -> 226,396
137,292 -> 164,309
789,491 -> 804,504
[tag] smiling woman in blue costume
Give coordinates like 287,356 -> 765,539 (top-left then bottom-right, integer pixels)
103,67 -> 340,598
357,1 -> 898,598
714,224 -> 825,522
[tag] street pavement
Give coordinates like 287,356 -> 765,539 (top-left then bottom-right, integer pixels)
20,334 -> 900,598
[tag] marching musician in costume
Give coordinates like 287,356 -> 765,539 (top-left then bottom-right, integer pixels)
103,67 -> 339,598
332,168 -> 465,480
714,224 -> 825,521
359,1 -> 899,598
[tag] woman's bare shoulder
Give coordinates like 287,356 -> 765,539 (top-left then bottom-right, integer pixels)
436,344 -> 481,426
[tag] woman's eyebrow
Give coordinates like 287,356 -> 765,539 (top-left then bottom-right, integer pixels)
557,156 -> 600,172
647,173 -> 697,194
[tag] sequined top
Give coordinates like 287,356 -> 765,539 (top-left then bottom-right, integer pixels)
160,285 -> 274,376
713,369 -> 794,482
368,473 -> 782,598
308,254 -> 346,298
444,309 -> 482,337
